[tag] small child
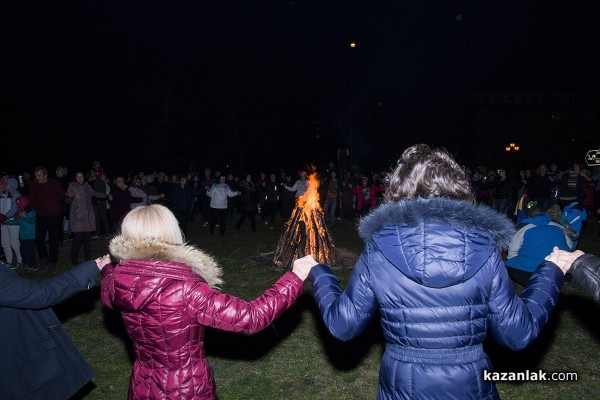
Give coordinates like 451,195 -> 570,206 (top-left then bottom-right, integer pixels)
15,196 -> 37,270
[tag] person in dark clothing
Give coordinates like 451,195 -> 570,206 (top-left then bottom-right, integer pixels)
279,173 -> 296,221
555,249 -> 600,303
154,172 -> 173,208
199,167 -> 215,227
54,166 -> 70,245
108,177 -> 141,234
28,166 -> 66,269
89,170 -> 111,237
0,255 -> 110,400
559,162 -> 589,208
532,163 -> 556,212
261,173 -> 280,226
166,176 -> 203,238
492,168 -> 511,215
235,173 -> 257,232
225,172 -> 239,217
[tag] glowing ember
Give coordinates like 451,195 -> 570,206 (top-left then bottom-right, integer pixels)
273,170 -> 335,269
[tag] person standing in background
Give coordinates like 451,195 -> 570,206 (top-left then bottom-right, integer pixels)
323,170 -> 340,228
207,175 -> 239,236
166,175 -> 203,238
108,177 -> 142,234
65,171 -> 109,265
0,178 -> 22,268
91,170 -> 112,238
262,173 -> 281,227
54,166 -> 70,244
14,196 -> 37,270
199,167 -> 215,227
28,166 -> 65,269
236,173 -> 257,233
283,169 -> 309,199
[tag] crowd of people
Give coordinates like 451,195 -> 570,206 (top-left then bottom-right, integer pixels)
0,162 -> 388,269
1,149 -> 600,399
1,158 -> 599,273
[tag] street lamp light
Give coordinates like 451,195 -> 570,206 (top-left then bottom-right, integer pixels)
505,143 -> 520,152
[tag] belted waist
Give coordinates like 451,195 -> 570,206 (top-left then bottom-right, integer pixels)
386,344 -> 484,364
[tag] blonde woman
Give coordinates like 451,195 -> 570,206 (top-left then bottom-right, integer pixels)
100,204 -> 316,399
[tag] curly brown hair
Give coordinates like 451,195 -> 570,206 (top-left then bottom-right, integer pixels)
383,144 -> 475,204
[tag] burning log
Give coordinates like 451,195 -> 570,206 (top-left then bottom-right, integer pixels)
273,170 -> 335,269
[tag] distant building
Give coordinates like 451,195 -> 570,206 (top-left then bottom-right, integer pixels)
423,90 -> 598,168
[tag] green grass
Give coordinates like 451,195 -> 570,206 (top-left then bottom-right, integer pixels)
19,215 -> 600,399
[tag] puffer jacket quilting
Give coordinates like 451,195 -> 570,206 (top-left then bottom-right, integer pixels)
309,197 -> 564,400
101,237 -> 304,400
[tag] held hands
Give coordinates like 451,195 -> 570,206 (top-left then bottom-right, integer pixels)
544,247 -> 584,275
94,254 -> 112,271
291,254 -> 319,281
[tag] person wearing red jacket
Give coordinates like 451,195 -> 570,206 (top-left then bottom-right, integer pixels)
349,175 -> 385,217
100,204 -> 316,400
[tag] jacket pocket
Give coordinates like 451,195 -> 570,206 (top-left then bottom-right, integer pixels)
15,335 -> 66,394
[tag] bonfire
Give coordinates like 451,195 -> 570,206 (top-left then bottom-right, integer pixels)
273,170 -> 335,269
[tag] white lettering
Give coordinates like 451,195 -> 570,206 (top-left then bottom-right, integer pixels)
482,369 -> 577,382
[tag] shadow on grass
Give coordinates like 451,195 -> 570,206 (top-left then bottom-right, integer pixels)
559,292 -> 600,341
306,296 -> 385,371
71,381 -> 97,400
483,287 -> 600,373
484,304 -> 561,373
53,286 -> 101,322
101,306 -> 136,362
204,292 -> 311,360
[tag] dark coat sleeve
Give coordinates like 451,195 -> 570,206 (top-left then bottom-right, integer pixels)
0,260 -> 100,309
571,254 -> 600,303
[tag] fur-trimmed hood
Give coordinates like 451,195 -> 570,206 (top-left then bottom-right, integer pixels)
109,236 -> 223,288
357,198 -> 516,288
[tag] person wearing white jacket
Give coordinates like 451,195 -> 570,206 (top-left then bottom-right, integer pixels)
206,175 -> 239,236
0,178 -> 22,268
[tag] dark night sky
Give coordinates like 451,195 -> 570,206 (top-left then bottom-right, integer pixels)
3,1 -> 599,175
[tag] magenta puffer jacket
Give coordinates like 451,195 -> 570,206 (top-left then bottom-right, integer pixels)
101,236 -> 304,400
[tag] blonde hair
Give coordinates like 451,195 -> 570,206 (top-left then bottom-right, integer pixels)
120,204 -> 184,244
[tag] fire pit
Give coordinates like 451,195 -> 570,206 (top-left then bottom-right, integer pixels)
273,170 -> 335,269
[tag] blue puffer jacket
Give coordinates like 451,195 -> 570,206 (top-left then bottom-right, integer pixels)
309,198 -> 564,400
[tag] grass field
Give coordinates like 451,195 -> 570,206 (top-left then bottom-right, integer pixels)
17,213 -> 600,399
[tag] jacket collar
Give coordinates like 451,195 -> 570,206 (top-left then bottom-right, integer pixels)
358,197 -> 515,250
109,236 -> 223,288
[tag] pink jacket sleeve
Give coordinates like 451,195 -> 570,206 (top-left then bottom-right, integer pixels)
100,264 -> 116,309
185,271 -> 304,333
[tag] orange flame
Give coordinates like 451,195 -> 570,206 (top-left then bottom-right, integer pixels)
296,171 -> 321,211
274,168 -> 335,269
